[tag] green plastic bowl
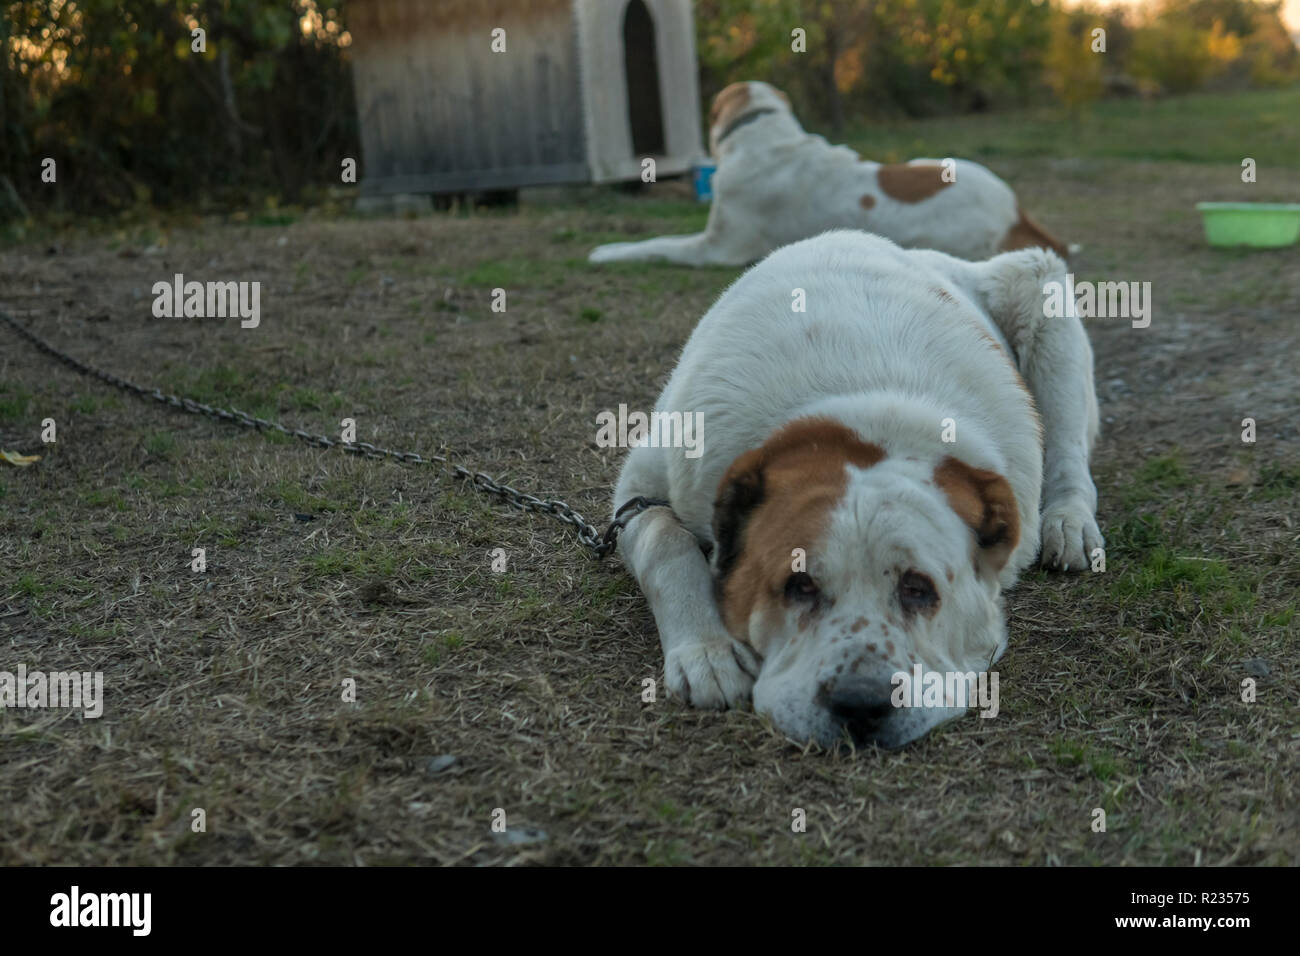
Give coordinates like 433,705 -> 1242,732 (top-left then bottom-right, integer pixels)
1196,202 -> 1300,248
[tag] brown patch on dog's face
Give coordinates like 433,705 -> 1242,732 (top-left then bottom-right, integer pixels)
932,286 -> 954,303
933,457 -> 1019,574
712,418 -> 886,645
710,82 -> 752,130
860,194 -> 876,210
877,164 -> 953,203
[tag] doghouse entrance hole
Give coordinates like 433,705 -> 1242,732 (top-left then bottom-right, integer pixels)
622,0 -> 666,156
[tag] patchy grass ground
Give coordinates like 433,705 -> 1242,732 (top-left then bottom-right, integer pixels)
1,90 -> 1297,865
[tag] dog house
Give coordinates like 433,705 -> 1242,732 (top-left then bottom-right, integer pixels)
347,0 -> 705,197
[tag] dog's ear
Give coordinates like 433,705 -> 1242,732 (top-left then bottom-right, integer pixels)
709,88 -> 727,125
712,447 -> 767,580
709,82 -> 750,128
934,457 -> 1020,574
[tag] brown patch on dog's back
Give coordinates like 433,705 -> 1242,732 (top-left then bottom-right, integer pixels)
1000,206 -> 1069,258
860,194 -> 876,210
877,164 -> 952,203
713,418 -> 886,638
933,287 -> 955,303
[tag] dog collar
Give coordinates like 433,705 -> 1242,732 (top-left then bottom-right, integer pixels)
600,496 -> 672,556
715,107 -> 777,145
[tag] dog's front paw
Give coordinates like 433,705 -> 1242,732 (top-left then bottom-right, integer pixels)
1039,498 -> 1104,572
664,639 -> 761,710
588,243 -> 627,264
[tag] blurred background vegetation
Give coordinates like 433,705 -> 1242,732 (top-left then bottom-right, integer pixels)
2,0 -> 1297,222
697,0 -> 1298,123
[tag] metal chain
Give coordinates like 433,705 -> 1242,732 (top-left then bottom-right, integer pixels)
0,309 -> 619,558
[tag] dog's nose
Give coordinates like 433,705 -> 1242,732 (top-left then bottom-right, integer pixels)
822,678 -> 896,744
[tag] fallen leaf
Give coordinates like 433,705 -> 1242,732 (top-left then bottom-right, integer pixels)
0,449 -> 40,467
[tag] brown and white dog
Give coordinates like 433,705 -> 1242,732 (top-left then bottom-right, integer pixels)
611,230 -> 1102,748
589,81 -> 1067,267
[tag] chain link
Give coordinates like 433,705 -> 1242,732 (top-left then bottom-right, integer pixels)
0,309 -> 618,558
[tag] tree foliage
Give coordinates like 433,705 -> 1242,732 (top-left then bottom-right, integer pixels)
3,0 -> 355,216
2,0 -> 1296,218
695,0 -> 1297,126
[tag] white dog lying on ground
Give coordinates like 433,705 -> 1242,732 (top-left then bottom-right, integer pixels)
611,230 -> 1102,749
589,81 -> 1068,267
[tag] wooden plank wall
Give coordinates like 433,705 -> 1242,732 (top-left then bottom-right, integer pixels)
350,0 -> 588,192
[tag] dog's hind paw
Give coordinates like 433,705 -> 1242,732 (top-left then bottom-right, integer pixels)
1039,499 -> 1104,572
665,638 -> 761,710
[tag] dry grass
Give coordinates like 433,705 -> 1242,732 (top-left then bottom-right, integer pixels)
1,145 -> 1297,865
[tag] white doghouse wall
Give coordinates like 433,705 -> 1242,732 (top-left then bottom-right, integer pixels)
575,0 -> 704,183
348,0 -> 705,196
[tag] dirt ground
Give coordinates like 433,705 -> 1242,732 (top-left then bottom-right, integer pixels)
1,140 -> 1298,863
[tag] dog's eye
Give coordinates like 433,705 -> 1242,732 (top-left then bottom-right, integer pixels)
784,572 -> 820,602
898,571 -> 938,612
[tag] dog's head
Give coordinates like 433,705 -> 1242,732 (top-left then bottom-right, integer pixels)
708,80 -> 793,157
711,418 -> 1017,749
